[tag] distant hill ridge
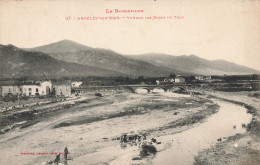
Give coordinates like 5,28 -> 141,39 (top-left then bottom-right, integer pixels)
0,40 -> 258,78
0,44 -> 124,78
27,40 -> 259,75
24,40 -> 91,54
24,40 -> 185,77
126,53 -> 259,75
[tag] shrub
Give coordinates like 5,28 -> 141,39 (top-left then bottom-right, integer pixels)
20,95 -> 30,100
3,94 -> 18,102
38,96 -> 45,99
140,144 -> 157,157
95,93 -> 102,97
247,119 -> 260,136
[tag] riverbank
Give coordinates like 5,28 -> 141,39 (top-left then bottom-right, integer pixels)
194,91 -> 260,165
0,95 -> 98,134
66,93 -> 220,165
0,91 -> 219,165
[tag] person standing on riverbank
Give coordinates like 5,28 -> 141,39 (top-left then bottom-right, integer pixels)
64,146 -> 68,160
54,153 -> 60,165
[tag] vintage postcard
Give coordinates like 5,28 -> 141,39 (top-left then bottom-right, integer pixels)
0,0 -> 259,165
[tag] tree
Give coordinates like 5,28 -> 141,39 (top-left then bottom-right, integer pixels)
169,74 -> 176,78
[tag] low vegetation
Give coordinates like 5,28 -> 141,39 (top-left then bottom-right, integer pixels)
140,144 -> 157,157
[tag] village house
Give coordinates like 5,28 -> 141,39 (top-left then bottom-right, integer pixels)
195,75 -> 205,81
71,81 -> 83,88
1,81 -> 52,97
169,78 -> 175,83
195,75 -> 211,81
53,82 -> 71,96
1,85 -> 22,96
22,81 -> 52,96
22,85 -> 41,96
175,75 -> 185,83
156,80 -> 161,85
156,77 -> 174,85
163,78 -> 175,83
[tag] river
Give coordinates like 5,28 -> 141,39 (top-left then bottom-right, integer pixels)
0,93 -> 253,165
75,96 -> 253,165
149,100 -> 252,165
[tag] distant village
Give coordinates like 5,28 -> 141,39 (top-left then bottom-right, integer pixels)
1,81 -> 83,97
1,74 -> 259,98
155,75 -> 212,85
0,75 -> 204,97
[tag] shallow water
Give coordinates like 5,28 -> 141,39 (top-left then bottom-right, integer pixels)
151,100 -> 252,165
49,97 -> 253,165
160,92 -> 191,98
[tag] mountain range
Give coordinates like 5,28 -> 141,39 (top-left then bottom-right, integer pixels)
127,53 -> 259,75
0,44 -> 122,78
0,40 -> 259,78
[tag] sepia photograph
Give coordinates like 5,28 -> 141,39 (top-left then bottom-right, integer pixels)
0,0 -> 259,164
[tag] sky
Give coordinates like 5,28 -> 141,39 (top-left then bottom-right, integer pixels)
0,0 -> 259,71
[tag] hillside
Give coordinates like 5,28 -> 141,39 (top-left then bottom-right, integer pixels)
24,40 -> 259,76
127,53 -> 259,75
0,44 -> 124,78
26,40 -> 186,77
24,40 -> 91,54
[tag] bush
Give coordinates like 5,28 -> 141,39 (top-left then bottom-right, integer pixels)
20,95 -> 30,100
38,95 -> 45,99
248,92 -> 260,99
3,94 -> 18,102
95,93 -> 102,97
247,119 -> 260,136
140,144 -> 157,157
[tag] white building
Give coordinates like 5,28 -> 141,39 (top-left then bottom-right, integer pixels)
169,78 -> 175,83
175,75 -> 185,83
22,81 -> 52,96
205,76 -> 212,80
53,85 -> 71,96
195,75 -> 211,81
53,82 -> 71,96
163,78 -> 175,83
1,81 -> 52,96
71,81 -> 83,88
195,75 -> 205,81
1,85 -> 22,96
